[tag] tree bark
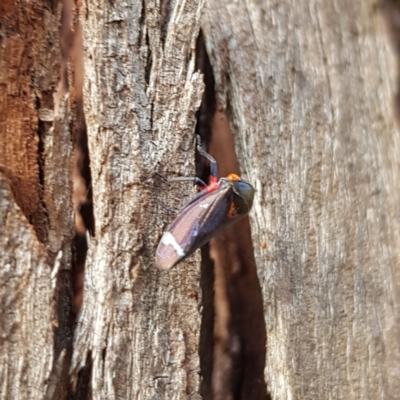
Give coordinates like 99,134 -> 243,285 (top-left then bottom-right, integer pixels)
0,1 -> 74,399
70,0 -> 204,399
203,0 -> 400,399
2,0 -> 400,399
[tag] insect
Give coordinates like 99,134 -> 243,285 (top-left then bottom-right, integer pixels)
156,136 -> 255,270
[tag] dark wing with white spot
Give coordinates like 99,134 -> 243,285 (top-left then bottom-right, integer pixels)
156,185 -> 232,269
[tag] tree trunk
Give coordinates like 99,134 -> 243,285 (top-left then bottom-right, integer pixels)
70,0 -> 205,399
0,1 -> 74,399
2,0 -> 400,399
203,0 -> 400,399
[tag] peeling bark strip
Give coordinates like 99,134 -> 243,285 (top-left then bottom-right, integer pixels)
203,0 -> 400,399
71,0 -> 204,398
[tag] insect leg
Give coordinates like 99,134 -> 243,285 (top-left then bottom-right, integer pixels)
167,176 -> 207,187
155,172 -> 207,188
195,135 -> 218,181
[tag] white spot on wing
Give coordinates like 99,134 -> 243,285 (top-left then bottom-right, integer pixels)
161,232 -> 185,257
199,203 -> 209,208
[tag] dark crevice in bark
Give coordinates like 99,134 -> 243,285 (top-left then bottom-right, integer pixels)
59,0 -> 93,323
67,352 -> 93,400
48,269 -> 74,400
139,0 -> 152,84
195,32 -> 216,152
144,33 -> 152,85
140,0 -> 152,85
37,118 -> 46,189
195,31 -> 216,400
45,2 -> 78,398
34,97 -> 50,244
54,270 -> 74,359
199,245 -> 215,400
224,83 -> 271,400
160,0 -> 173,47
381,0 -> 400,124
75,98 -> 94,235
196,30 -> 270,400
71,231 -> 87,313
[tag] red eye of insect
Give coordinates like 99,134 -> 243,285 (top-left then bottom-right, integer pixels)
227,173 -> 241,181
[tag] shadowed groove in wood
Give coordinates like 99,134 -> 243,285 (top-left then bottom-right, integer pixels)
381,0 -> 400,123
196,32 -> 216,400
57,0 -> 94,318
199,245 -> 216,400
67,351 -> 93,400
208,119 -> 269,400
195,31 -> 270,400
36,112 -> 50,243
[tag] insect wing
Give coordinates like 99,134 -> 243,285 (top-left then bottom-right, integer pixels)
156,185 -> 231,269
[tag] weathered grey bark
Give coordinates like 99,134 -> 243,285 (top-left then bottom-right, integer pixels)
203,1 -> 400,399
0,1 -> 74,399
3,0 -> 400,399
70,0 -> 204,399
0,176 -> 53,399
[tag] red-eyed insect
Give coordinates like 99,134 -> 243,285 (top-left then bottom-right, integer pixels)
156,137 -> 255,270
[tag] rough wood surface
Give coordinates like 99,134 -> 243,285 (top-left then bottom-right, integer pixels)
203,1 -> 400,399
0,109 -> 74,399
206,107 -> 268,400
0,1 -> 74,398
0,95 -> 73,400
0,176 -> 53,399
71,0 -> 205,398
2,0 -> 400,398
0,0 -> 63,242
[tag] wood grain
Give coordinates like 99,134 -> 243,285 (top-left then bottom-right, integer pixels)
0,1 -> 74,398
71,0 -> 205,398
203,1 -> 400,399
